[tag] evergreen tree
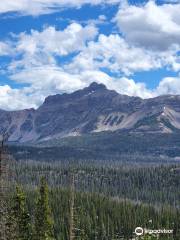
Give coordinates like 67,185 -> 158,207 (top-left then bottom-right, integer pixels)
34,177 -> 55,240
11,185 -> 32,240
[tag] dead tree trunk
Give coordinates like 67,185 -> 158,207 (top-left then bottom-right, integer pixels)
69,172 -> 75,240
0,138 -> 8,240
0,135 -> 15,240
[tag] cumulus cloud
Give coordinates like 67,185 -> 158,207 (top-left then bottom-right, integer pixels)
0,0 -> 119,16
66,34 -> 164,75
16,23 -> 98,56
7,23 -> 98,73
156,76 -> 180,95
0,85 -> 35,110
115,1 -> 180,51
10,66 -> 85,92
2,19 -> 180,110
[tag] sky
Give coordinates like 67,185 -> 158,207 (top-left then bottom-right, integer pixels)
1,0 -> 180,110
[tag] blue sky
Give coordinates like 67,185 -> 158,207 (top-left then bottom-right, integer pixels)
0,0 -> 180,110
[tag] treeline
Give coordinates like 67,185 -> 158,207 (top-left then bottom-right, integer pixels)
9,132 -> 180,162
3,180 -> 180,240
14,162 -> 180,207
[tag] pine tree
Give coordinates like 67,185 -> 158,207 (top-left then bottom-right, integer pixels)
11,185 -> 32,240
34,177 -> 55,240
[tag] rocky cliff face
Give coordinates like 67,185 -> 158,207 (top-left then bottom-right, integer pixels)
1,82 -> 180,142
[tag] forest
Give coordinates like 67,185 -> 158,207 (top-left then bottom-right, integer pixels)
9,132 -> 180,163
1,149 -> 180,240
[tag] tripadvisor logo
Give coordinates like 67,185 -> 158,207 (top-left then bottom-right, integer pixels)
135,227 -> 173,236
135,227 -> 144,236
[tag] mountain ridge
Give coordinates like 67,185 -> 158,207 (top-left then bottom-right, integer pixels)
1,82 -> 180,143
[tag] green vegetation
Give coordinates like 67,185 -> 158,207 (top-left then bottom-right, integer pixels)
134,114 -> 159,129
34,177 -> 55,240
5,185 -> 180,240
6,160 -> 179,239
5,179 -> 55,240
9,132 -> 180,162
3,133 -> 180,239
14,162 -> 180,207
10,186 -> 32,240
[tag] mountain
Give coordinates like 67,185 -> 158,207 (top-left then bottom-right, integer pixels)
1,82 -> 180,143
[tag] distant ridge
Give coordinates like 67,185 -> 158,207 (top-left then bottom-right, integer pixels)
0,82 -> 180,143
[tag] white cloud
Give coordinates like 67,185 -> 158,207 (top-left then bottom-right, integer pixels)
115,1 -> 180,51
107,77 -> 153,98
66,34 -> 166,75
0,0 -> 119,16
7,23 -> 98,73
73,14 -> 108,26
17,23 -> 98,56
2,20 -> 180,110
0,42 -> 12,56
0,85 -> 36,110
10,66 -> 85,92
156,76 -> 180,95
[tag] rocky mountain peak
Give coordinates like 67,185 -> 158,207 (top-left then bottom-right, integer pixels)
43,82 -> 108,106
87,82 -> 107,91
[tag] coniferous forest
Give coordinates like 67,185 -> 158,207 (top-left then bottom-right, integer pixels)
1,148 -> 180,240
